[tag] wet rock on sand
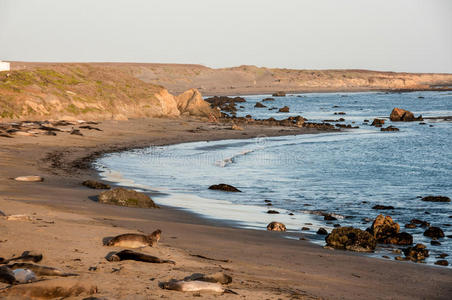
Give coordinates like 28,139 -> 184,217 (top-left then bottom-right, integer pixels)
82,180 -> 111,190
421,195 -> 451,202
98,188 -> 159,208
272,91 -> 286,97
208,184 -> 241,192
267,222 -> 286,231
403,244 -> 429,261
325,227 -> 377,252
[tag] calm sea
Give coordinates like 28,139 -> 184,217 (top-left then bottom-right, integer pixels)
96,91 -> 452,266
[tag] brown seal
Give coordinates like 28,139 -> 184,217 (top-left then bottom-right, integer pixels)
106,229 -> 161,248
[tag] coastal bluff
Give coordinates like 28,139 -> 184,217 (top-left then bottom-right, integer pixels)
0,63 -> 218,121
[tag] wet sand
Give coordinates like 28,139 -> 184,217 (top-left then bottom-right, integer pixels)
1,118 -> 451,299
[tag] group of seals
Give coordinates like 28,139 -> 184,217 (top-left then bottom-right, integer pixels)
105,229 -> 161,248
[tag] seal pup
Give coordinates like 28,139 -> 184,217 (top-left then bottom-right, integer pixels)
106,229 -> 161,248
14,176 -> 44,182
7,263 -> 78,277
106,250 -> 175,264
159,280 -> 237,294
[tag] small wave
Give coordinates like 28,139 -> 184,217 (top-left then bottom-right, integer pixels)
215,149 -> 254,167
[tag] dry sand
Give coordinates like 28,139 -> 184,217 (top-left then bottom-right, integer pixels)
1,118 -> 451,299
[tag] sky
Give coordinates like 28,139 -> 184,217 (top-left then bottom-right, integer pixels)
0,0 -> 451,73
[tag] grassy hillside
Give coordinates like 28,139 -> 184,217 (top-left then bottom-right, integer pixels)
0,64 -> 168,120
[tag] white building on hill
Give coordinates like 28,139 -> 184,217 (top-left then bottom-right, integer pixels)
0,61 -> 10,72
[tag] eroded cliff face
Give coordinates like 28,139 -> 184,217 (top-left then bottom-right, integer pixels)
0,64 -> 215,121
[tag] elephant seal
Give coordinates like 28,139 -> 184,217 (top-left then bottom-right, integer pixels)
106,250 -> 175,264
106,229 -> 161,248
159,280 -> 224,293
0,266 -> 17,284
7,263 -> 78,277
14,176 -> 44,182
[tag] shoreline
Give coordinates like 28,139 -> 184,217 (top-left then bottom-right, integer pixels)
1,117 -> 452,299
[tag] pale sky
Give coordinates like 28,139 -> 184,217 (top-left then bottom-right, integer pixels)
0,0 -> 451,73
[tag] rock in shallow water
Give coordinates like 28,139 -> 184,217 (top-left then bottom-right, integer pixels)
325,227 -> 376,252
208,184 -> 241,192
317,228 -> 328,235
403,244 -> 429,261
98,188 -> 158,208
421,195 -> 451,202
423,226 -> 445,239
390,107 -> 423,122
434,260 -> 449,266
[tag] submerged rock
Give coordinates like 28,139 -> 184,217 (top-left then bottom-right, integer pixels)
325,227 -> 377,252
317,228 -> 328,235
267,210 -> 279,214
421,195 -> 451,202
208,184 -> 241,192
82,180 -> 111,190
278,106 -> 290,113
372,205 -> 395,210
98,188 -> 159,208
262,97 -> 275,102
390,108 -> 423,122
434,260 -> 449,266
423,226 -> 445,239
381,126 -> 400,132
267,222 -> 286,231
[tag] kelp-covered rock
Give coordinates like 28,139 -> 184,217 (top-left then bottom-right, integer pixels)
98,188 -> 158,208
325,227 -> 376,252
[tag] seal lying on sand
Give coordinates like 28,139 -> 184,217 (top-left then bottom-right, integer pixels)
105,229 -> 161,248
0,266 -> 17,284
13,176 -> 44,182
7,263 -> 78,277
106,250 -> 175,264
159,280 -> 237,294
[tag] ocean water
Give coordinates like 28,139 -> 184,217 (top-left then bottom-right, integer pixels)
96,91 -> 452,266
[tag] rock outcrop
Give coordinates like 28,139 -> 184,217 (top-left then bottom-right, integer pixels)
389,108 -> 423,122
176,89 -> 220,118
368,215 -> 413,245
421,195 -> 450,202
325,227 -> 377,252
98,188 -> 159,208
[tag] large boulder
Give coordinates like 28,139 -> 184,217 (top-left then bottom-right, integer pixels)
367,215 -> 412,245
325,227 -> 377,252
369,215 -> 399,241
98,188 -> 159,208
267,222 -> 286,231
389,108 -> 422,122
154,88 -> 180,116
176,89 -> 220,118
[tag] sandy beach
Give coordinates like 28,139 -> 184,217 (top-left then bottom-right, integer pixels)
1,117 -> 451,299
